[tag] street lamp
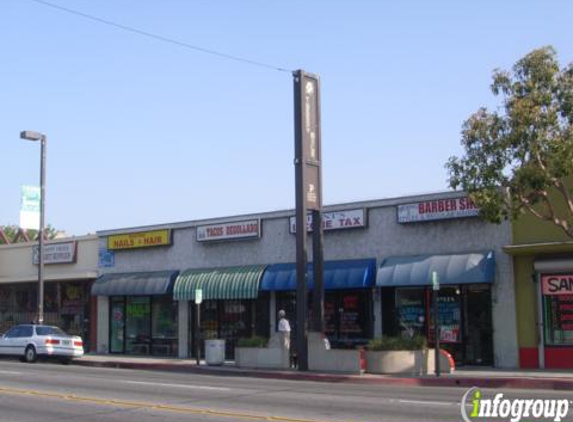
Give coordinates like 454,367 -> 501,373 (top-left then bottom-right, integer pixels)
20,130 -> 47,325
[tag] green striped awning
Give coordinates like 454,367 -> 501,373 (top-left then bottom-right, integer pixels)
173,265 -> 267,301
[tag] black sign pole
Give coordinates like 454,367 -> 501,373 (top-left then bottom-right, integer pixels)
312,210 -> 324,332
294,69 -> 309,371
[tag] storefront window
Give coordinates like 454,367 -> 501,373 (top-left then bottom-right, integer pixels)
125,297 -> 151,355
338,290 -> 370,342
437,287 -> 462,343
542,274 -> 573,345
152,296 -> 178,356
395,288 -> 426,338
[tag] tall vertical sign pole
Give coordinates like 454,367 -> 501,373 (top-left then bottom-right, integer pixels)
311,71 -> 324,333
294,70 -> 323,370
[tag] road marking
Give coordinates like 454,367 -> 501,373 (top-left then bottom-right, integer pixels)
0,371 -> 21,375
124,380 -> 231,391
397,399 -> 456,407
0,386 -> 339,422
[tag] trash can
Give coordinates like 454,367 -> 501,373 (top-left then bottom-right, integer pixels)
205,339 -> 225,365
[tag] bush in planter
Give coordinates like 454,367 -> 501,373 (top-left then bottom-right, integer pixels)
237,336 -> 268,348
367,335 -> 426,351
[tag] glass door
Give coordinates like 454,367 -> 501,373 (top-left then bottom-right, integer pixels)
110,297 -> 125,353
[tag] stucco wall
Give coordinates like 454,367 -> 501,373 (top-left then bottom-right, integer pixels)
0,235 -> 99,283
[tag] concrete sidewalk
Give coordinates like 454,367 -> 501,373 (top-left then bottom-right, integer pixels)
73,354 -> 573,391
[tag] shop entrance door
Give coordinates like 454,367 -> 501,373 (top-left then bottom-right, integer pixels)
463,286 -> 493,365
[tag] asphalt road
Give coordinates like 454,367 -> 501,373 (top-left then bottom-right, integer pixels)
0,359 -> 572,422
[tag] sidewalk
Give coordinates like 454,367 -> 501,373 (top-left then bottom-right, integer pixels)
73,354 -> 573,391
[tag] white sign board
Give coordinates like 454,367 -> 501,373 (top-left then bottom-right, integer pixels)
195,289 -> 203,304
289,209 -> 366,234
397,197 -> 479,223
19,185 -> 40,230
196,219 -> 261,242
33,241 -> 77,265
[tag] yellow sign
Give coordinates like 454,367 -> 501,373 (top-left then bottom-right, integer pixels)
107,230 -> 171,250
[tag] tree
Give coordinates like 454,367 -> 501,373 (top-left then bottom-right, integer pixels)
0,225 -> 60,243
446,46 -> 573,238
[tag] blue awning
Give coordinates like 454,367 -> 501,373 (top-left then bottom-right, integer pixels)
376,251 -> 495,287
260,259 -> 377,291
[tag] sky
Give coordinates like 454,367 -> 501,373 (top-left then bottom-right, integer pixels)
1,0 -> 572,236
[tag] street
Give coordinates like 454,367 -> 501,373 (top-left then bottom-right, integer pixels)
0,360 -> 573,421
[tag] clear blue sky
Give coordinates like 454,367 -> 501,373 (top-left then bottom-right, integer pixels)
1,0 -> 572,236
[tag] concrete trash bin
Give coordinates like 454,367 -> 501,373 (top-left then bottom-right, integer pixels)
205,339 -> 225,365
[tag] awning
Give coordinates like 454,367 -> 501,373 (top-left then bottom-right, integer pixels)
376,251 -> 495,287
91,270 -> 179,296
260,259 -> 377,291
173,265 -> 267,301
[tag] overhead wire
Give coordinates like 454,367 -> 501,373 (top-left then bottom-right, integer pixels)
27,0 -> 292,73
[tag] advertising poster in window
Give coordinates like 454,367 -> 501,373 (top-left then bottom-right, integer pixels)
396,289 -> 426,338
428,289 -> 461,343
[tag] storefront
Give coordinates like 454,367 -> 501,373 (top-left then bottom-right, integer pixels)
261,259 -> 377,348
377,252 -> 495,365
0,236 -> 98,350
91,271 -> 179,356
173,265 -> 269,359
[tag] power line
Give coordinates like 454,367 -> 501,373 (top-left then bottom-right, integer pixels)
27,0 -> 292,73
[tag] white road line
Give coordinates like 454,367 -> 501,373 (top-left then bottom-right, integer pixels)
0,371 -> 21,375
124,380 -> 231,391
396,399 -> 457,407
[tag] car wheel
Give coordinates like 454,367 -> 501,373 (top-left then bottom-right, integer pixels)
24,346 -> 37,363
60,358 -> 72,365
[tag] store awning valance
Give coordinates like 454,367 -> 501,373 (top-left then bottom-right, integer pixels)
260,259 -> 377,291
91,271 -> 179,296
173,265 -> 267,301
376,251 -> 495,287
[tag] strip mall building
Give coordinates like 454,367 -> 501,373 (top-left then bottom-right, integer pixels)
93,191 -> 518,368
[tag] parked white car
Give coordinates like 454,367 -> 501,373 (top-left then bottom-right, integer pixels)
0,324 -> 84,363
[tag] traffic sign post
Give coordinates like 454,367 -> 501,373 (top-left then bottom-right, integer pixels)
432,271 -> 441,377
195,289 -> 202,365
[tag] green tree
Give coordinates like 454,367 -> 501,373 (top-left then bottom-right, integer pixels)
447,46 -> 573,238
0,225 -> 60,243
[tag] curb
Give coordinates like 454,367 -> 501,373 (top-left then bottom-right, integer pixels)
73,359 -> 573,391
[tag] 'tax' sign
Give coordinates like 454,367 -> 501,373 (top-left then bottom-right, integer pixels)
289,209 -> 366,234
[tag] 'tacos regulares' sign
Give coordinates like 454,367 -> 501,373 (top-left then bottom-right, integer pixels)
196,219 -> 261,242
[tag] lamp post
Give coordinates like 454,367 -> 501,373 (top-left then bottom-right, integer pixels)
20,130 -> 47,325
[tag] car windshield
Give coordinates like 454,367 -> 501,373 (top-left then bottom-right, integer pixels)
35,326 -> 67,336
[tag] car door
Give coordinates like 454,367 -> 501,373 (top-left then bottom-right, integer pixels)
0,327 -> 20,355
14,326 -> 34,355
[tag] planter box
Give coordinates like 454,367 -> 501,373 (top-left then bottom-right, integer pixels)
235,347 -> 289,369
366,349 -> 433,374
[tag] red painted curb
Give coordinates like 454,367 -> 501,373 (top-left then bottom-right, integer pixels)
73,360 -> 573,391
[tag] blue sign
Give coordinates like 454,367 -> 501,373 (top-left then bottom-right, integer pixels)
98,248 -> 115,268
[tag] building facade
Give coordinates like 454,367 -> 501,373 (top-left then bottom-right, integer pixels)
0,235 -> 98,351
93,191 -> 518,368
504,190 -> 573,369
